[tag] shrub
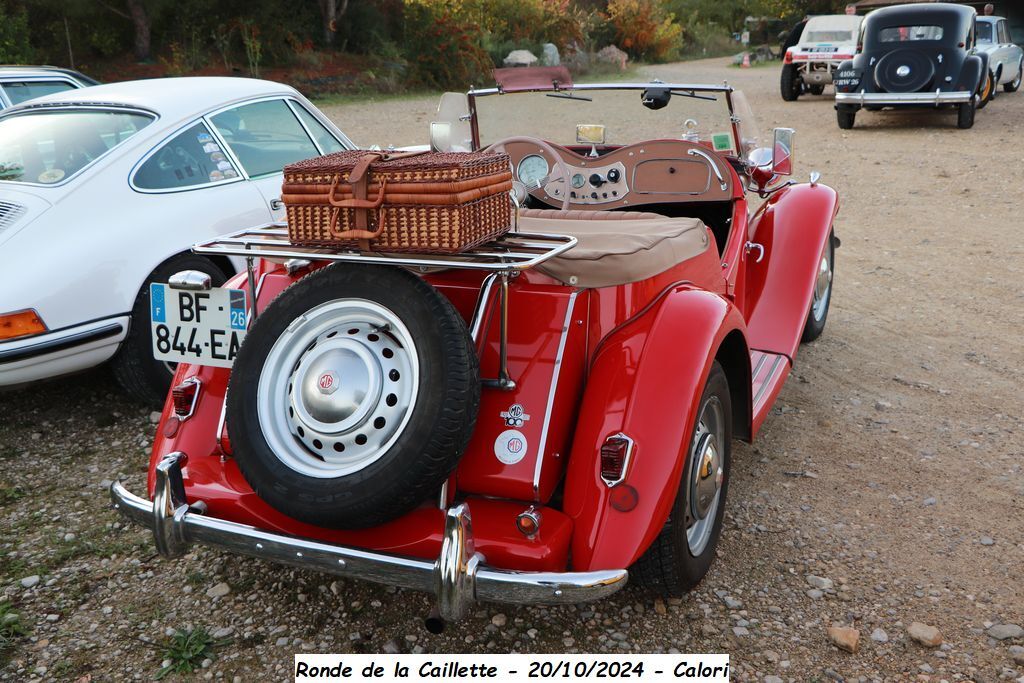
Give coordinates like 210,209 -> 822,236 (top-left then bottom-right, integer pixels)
402,0 -> 493,89
606,0 -> 683,62
0,6 -> 32,63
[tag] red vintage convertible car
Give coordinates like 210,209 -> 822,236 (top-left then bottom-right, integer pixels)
112,68 -> 839,627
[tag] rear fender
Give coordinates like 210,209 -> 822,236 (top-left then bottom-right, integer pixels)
563,286 -> 747,571
961,54 -> 985,93
744,182 -> 839,358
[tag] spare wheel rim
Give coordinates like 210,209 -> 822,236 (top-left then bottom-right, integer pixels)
257,299 -> 419,478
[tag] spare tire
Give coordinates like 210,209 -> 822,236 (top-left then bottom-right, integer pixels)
875,50 -> 935,93
226,263 -> 480,529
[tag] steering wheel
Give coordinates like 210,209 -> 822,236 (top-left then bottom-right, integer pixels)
484,136 -> 572,211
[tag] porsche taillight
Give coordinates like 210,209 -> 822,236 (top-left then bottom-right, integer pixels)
600,433 -> 635,487
784,50 -> 794,64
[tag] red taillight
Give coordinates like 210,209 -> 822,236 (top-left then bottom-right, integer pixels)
600,433 -> 635,486
171,377 -> 201,419
609,484 -> 639,512
784,50 -> 794,64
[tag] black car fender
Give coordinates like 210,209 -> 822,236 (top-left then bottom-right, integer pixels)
960,54 -> 985,93
834,58 -> 860,93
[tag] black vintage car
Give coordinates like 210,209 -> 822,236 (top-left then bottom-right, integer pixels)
834,3 -> 988,129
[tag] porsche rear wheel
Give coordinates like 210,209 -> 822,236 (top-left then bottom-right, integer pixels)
226,263 -> 479,529
780,65 -> 801,101
957,99 -> 976,130
113,254 -> 227,406
633,362 -> 731,596
801,230 -> 834,343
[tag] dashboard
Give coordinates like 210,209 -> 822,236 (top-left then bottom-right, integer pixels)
503,139 -> 734,210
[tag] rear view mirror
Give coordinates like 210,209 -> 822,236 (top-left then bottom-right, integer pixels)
431,92 -> 472,152
772,127 -> 795,176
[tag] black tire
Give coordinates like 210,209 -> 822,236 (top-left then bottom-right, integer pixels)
837,109 -> 856,129
780,65 -> 801,101
801,230 -> 834,343
226,263 -> 480,529
809,84 -> 825,96
1004,61 -> 1022,92
112,254 -> 227,406
957,99 -> 976,130
633,362 -> 732,596
978,71 -> 995,109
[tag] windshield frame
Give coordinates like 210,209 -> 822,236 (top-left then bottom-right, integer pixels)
466,82 -> 741,159
0,103 -> 157,188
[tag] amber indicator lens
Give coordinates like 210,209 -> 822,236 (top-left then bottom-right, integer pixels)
0,309 -> 47,341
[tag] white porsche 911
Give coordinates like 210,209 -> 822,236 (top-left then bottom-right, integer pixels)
0,77 -> 355,404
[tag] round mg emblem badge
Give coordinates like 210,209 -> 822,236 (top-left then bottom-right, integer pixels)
494,429 -> 528,464
317,371 -> 338,395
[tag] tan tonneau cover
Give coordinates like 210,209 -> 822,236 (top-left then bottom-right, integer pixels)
517,209 -> 710,288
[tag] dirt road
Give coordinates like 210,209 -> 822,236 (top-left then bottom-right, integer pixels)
2,58 -> 1022,681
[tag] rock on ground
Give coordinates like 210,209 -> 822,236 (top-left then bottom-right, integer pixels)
503,50 -> 538,68
907,622 -> 943,648
827,625 -> 860,653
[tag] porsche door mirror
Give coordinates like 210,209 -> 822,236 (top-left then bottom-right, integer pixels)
431,92 -> 472,152
772,127 -> 795,176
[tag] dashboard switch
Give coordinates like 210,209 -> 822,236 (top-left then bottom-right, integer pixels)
607,168 -> 621,183
589,173 -> 605,188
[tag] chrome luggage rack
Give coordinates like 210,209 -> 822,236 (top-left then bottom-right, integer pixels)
191,222 -> 576,273
191,223 -> 577,391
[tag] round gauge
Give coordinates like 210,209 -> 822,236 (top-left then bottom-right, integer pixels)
517,154 -> 549,187
571,173 -> 585,189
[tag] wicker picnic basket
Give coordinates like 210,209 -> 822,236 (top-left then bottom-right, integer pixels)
282,150 -> 513,253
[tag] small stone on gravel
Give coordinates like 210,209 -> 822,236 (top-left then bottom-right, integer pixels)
980,536 -> 995,546
827,625 -> 859,653
20,575 -> 39,588
149,411 -> 162,423
806,575 -> 833,590
870,628 -> 889,643
907,621 -> 942,648
723,596 -> 742,609
987,624 -> 1023,640
206,582 -> 231,598
491,613 -> 507,627
1009,645 -> 1024,665
807,589 -> 824,600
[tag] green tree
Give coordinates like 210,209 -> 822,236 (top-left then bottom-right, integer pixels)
0,5 -> 33,63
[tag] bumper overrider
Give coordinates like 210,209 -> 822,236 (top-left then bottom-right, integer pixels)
110,452 -> 628,621
836,90 -> 975,106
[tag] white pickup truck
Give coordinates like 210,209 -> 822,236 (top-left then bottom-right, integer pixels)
781,14 -> 863,101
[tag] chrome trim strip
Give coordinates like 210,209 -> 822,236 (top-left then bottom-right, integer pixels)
750,351 -> 769,380
532,290 -> 578,499
0,322 -> 123,364
836,90 -> 973,105
753,354 -> 785,407
110,453 -> 627,620
470,82 -> 734,97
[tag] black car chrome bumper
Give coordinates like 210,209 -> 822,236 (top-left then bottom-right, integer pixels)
836,90 -> 974,106
110,452 -> 628,621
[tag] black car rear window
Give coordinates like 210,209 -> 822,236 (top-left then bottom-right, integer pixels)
878,25 -> 944,42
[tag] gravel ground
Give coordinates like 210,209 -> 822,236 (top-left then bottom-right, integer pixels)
2,57 -> 1023,681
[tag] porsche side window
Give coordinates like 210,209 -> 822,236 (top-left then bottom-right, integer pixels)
290,102 -> 346,154
210,99 -> 319,178
1,80 -> 78,106
134,122 -> 240,190
878,25 -> 944,42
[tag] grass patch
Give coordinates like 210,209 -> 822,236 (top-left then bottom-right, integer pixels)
0,602 -> 27,665
154,627 -> 231,680
0,484 -> 24,506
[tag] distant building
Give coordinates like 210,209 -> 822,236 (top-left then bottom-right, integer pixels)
852,0 -> 1022,42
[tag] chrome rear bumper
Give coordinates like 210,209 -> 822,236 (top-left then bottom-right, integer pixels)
110,452 -> 628,621
836,90 -> 974,106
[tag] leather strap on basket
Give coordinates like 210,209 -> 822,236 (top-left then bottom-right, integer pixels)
326,150 -> 429,250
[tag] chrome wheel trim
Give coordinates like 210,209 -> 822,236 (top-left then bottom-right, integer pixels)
686,395 -> 725,556
257,299 -> 418,479
1013,63 -> 1023,89
811,237 -> 833,322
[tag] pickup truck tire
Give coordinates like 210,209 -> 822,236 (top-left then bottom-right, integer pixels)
957,99 -> 976,130
633,362 -> 731,596
780,65 -> 801,101
801,230 -> 834,343
112,254 -> 227,406
226,263 -> 479,529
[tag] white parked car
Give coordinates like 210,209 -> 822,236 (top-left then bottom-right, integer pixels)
0,66 -> 97,110
0,77 -> 355,404
976,15 -> 1023,101
781,14 -> 863,100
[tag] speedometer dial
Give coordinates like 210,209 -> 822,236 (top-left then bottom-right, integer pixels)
517,154 -> 549,187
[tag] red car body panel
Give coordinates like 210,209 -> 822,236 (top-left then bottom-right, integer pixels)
144,172 -> 838,577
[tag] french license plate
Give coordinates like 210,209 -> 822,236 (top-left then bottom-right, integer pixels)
150,283 -> 247,368
810,45 -> 839,53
